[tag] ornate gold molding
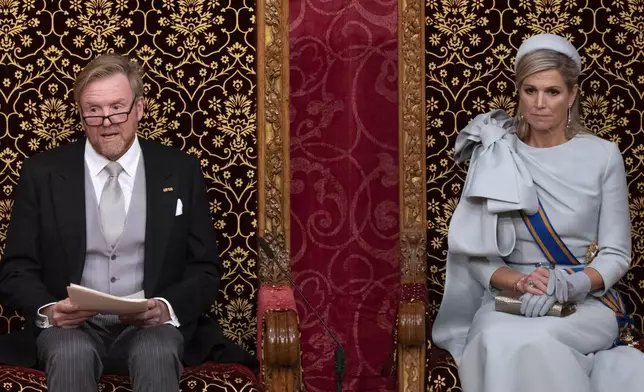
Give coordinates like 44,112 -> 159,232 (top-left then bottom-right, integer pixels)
398,0 -> 426,391
399,0 -> 425,231
398,0 -> 426,286
257,0 -> 291,285
400,231 -> 427,285
257,1 -> 302,391
398,345 -> 425,392
259,237 -> 295,287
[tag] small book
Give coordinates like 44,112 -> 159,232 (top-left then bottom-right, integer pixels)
67,284 -> 148,315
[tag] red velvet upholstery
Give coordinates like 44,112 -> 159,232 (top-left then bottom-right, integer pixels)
0,363 -> 261,392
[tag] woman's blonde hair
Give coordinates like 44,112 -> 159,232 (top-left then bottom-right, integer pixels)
73,54 -> 144,104
513,49 -> 586,140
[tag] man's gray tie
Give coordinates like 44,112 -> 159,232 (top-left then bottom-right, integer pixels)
100,161 -> 126,247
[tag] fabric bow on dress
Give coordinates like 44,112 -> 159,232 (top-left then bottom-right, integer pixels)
448,109 -> 538,258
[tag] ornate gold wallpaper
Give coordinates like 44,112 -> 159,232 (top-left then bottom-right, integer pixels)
0,0 -> 259,355
425,1 -> 644,390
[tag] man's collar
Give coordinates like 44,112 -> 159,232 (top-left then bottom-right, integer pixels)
85,136 -> 141,178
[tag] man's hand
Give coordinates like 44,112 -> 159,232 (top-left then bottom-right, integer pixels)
43,298 -> 97,328
119,299 -> 171,328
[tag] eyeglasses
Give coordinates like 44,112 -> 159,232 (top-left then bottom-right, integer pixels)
82,98 -> 138,127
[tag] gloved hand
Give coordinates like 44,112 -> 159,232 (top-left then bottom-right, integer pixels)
520,293 -> 557,317
547,269 -> 591,303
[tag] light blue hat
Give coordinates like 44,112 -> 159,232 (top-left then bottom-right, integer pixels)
515,33 -> 581,71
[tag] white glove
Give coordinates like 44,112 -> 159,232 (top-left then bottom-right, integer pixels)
520,293 -> 557,317
547,269 -> 591,303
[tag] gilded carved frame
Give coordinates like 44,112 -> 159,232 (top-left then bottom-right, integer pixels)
257,0 -> 290,279
257,0 -> 302,391
257,0 -> 426,390
398,0 -> 427,391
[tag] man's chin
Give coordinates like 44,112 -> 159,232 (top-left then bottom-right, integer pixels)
96,143 -> 126,161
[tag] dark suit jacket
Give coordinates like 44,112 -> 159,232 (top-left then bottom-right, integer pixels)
0,138 -> 257,370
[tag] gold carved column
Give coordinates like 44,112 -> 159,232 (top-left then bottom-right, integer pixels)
257,0 -> 302,390
397,0 -> 427,391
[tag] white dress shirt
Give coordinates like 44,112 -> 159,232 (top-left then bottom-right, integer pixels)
36,137 -> 180,328
84,134 -> 141,215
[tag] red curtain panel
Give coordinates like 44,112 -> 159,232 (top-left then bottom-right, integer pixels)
289,1 -> 400,391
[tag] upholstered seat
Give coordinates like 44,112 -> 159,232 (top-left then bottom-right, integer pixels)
0,290 -> 299,391
0,363 -> 260,392
0,262 -> 301,392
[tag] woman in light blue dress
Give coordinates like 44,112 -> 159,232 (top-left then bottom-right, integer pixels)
432,33 -> 644,391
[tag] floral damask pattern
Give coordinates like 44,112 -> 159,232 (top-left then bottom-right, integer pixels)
0,0 -> 258,356
425,0 -> 644,389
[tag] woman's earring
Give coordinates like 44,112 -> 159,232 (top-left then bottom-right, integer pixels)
567,105 -> 571,129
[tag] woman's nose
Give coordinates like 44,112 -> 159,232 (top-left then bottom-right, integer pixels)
535,93 -> 546,108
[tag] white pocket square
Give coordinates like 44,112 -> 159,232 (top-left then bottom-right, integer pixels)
175,199 -> 183,216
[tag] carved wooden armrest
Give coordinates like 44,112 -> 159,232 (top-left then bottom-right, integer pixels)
397,300 -> 425,347
263,308 -> 300,366
257,285 -> 302,391
396,283 -> 426,392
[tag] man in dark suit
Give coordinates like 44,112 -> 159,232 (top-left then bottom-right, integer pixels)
0,54 -> 256,391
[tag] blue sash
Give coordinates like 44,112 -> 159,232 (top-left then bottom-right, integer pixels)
521,200 -> 636,346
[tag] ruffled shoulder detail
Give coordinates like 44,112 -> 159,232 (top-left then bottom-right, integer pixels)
448,110 -> 538,257
454,109 -> 515,163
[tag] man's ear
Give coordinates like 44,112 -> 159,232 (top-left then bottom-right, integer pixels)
136,96 -> 144,122
77,108 -> 88,133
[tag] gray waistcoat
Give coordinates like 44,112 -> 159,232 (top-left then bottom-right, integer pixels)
81,157 -> 147,297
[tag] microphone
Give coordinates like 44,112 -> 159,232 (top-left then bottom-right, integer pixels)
257,236 -> 346,392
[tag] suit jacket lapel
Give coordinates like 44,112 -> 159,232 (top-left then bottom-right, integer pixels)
140,140 -> 178,295
51,141 -> 87,284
